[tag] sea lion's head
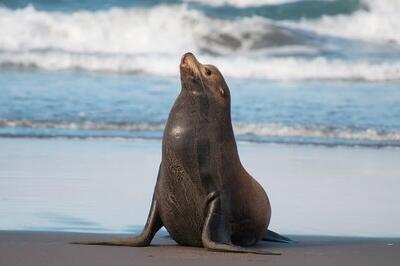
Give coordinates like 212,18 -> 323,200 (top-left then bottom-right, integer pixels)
179,52 -> 230,107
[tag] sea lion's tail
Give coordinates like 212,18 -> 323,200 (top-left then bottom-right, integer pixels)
262,230 -> 295,243
70,238 -> 147,247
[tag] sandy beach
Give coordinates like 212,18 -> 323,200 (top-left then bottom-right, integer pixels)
1,137 -> 400,266
0,231 -> 399,266
1,137 -> 400,263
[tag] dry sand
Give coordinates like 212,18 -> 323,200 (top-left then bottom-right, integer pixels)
0,231 -> 399,266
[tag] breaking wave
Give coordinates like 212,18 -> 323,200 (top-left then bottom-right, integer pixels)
287,0 -> 400,44
0,0 -> 399,80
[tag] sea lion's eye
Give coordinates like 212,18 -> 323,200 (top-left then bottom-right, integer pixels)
205,68 -> 212,76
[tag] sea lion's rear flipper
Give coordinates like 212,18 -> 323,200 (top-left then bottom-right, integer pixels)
71,164 -> 164,247
71,194 -> 162,246
201,193 -> 280,255
262,229 -> 294,243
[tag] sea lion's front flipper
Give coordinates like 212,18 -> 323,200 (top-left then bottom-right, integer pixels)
201,194 -> 280,255
262,229 -> 294,243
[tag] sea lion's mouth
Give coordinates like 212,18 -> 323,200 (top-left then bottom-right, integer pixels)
180,52 -> 200,81
180,64 -> 196,79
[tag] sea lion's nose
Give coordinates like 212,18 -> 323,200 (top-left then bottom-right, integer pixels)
181,52 -> 197,65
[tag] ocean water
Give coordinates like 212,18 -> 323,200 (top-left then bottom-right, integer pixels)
0,0 -> 400,147
0,0 -> 400,236
1,70 -> 400,147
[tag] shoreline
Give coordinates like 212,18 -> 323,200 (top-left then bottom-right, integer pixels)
1,137 -> 400,237
1,231 -> 399,266
1,135 -> 400,149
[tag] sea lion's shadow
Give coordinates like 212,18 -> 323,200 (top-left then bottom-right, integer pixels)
256,235 -> 380,249
161,233 -> 373,249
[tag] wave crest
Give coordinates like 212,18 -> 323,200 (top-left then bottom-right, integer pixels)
0,2 -> 399,80
287,0 -> 400,44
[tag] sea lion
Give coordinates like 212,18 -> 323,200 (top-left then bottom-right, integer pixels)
73,53 -> 291,254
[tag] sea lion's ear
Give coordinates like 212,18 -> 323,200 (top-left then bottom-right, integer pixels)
219,87 -> 225,97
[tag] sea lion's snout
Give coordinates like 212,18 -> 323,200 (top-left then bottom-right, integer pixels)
180,52 -> 197,66
180,52 -> 200,81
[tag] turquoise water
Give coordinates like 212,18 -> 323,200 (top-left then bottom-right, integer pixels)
0,0 -> 366,15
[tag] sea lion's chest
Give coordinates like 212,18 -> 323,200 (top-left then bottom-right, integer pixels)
157,98 -> 212,246
163,94 -> 211,168
160,93 -> 219,195
163,104 -> 198,164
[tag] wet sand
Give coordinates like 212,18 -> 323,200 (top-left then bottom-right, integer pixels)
0,231 -> 399,266
1,138 -> 399,236
1,139 -> 400,265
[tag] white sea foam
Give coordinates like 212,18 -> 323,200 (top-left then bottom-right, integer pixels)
210,56 -> 400,81
184,0 -> 300,7
233,123 -> 400,143
286,0 -> 400,44
0,5 -> 298,55
1,120 -> 399,144
0,120 -> 165,132
0,3 -> 400,80
2,51 -> 400,81
0,5 -> 201,54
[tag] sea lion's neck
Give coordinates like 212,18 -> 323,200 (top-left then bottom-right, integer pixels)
181,89 -> 242,168
179,89 -> 235,140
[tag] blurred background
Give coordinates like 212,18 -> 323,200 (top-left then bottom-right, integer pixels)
0,0 -> 399,236
1,0 -> 400,146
